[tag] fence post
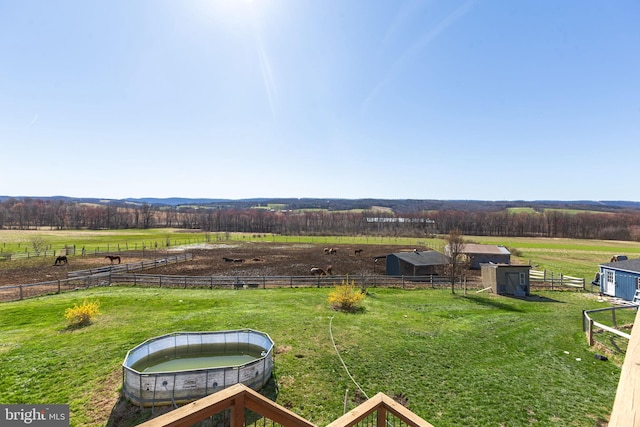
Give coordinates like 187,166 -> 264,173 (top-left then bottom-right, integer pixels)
58,280 -> 61,294
586,316 -> 594,346
612,308 -> 617,328
550,272 -> 554,290
19,285 -> 23,300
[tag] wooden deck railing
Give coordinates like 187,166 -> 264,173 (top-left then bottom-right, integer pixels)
136,384 -> 434,427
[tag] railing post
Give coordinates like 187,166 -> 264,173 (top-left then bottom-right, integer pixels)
377,407 -> 387,427
585,314 -> 594,346
231,393 -> 245,427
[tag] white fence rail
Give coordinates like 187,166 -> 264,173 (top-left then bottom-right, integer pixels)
530,269 -> 585,290
583,305 -> 638,347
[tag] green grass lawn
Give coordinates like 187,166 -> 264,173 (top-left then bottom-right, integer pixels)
0,286 -> 622,427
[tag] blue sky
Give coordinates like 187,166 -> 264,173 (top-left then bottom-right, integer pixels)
1,0 -> 638,201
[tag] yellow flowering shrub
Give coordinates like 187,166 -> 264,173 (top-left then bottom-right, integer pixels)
327,277 -> 365,312
64,299 -> 100,327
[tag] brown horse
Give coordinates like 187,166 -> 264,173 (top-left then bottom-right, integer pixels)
105,255 -> 121,264
54,256 -> 68,265
310,267 -> 326,276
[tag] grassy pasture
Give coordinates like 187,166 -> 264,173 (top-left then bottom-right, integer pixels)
0,287 -> 621,427
470,236 -> 640,281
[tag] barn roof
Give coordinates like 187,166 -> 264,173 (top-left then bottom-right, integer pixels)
600,258 -> 640,274
460,244 -> 511,255
390,251 -> 449,266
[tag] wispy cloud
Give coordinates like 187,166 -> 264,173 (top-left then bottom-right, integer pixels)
30,113 -> 38,126
362,0 -> 477,113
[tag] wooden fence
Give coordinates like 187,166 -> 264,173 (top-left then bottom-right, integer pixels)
66,253 -> 193,279
109,273 -> 455,290
0,271 -> 463,302
529,269 -> 585,290
0,254 -> 193,302
583,305 -> 638,347
1,263 -> 593,303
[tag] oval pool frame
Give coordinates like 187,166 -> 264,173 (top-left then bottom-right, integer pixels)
122,329 -> 274,407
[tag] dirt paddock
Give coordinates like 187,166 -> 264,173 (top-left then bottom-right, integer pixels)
0,242 -> 422,287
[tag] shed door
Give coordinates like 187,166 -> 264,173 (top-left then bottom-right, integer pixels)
603,269 -> 615,296
507,273 -> 527,297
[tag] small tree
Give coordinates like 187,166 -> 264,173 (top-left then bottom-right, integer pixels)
30,236 -> 48,254
442,229 -> 468,294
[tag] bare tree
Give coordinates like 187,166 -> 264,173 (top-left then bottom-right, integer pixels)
443,229 -> 468,294
30,236 -> 49,254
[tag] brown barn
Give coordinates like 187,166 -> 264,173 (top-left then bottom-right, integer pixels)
481,264 -> 531,296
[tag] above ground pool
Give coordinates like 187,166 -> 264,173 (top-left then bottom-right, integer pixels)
122,329 -> 274,407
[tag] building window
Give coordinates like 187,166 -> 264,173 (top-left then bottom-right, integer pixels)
519,272 -> 526,286
637,277 -> 640,290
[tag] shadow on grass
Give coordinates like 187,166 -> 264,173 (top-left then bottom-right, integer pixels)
459,293 -> 563,312
106,375 -> 279,427
458,294 -> 525,312
501,294 -> 564,303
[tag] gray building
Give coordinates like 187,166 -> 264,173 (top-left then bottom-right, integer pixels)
385,250 -> 449,276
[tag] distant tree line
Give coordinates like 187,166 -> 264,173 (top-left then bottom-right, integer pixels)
1,198 -> 639,241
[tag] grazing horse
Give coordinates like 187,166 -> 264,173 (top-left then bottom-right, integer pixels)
327,248 -> 337,255
310,267 -> 327,276
54,256 -> 68,265
354,249 -> 363,256
105,255 -> 121,264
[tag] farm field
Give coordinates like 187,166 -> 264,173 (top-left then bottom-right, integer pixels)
1,230 -> 638,426
2,228 -> 640,286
